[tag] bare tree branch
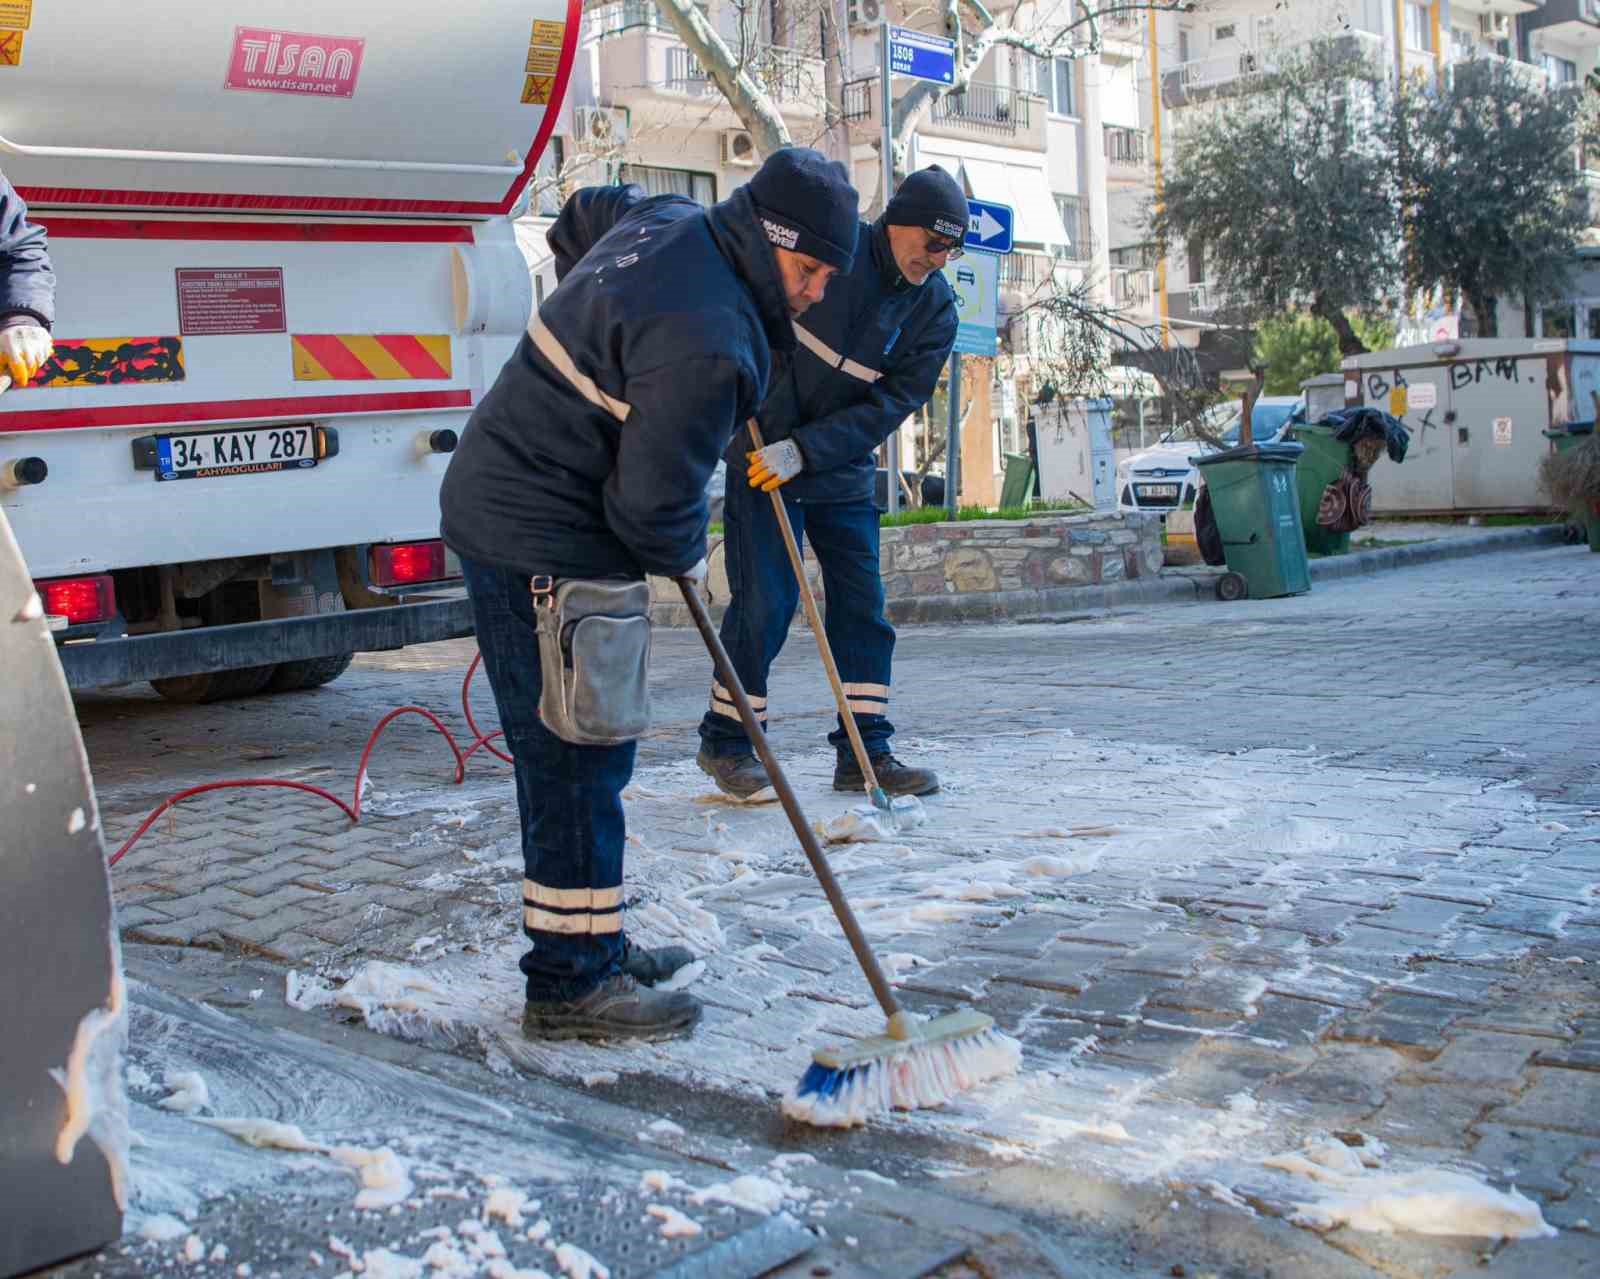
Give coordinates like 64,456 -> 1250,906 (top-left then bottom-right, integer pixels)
653,0 -> 794,153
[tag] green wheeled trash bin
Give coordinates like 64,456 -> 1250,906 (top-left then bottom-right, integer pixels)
1542,421 -> 1599,551
1193,442 -> 1312,600
1290,424 -> 1353,556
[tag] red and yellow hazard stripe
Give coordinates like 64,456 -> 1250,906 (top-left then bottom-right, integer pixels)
291,334 -> 452,382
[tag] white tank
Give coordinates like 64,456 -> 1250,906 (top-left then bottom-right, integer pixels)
0,0 -> 578,217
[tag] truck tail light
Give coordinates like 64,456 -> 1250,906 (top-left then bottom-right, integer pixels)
34,575 -> 117,626
369,540 -> 459,587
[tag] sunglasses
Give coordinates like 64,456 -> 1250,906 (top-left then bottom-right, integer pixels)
924,234 -> 965,260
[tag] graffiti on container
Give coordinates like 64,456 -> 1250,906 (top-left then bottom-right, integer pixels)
30,337 -> 186,388
1447,358 -> 1521,390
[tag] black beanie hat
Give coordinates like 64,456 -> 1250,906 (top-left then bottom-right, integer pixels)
884,165 -> 969,243
746,147 -> 860,272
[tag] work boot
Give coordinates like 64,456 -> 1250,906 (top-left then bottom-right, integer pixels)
620,936 -> 696,986
521,974 -> 701,1042
834,752 -> 940,797
696,745 -> 774,800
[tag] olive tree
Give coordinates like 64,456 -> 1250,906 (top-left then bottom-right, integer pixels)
1399,60 -> 1586,337
1150,44 -> 1401,356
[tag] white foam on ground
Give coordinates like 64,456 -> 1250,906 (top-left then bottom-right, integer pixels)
645,1204 -> 702,1237
690,1174 -> 788,1215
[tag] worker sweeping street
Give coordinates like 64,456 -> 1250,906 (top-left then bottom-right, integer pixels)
0,168 -> 56,391
439,148 -> 859,1043
695,166 -> 963,802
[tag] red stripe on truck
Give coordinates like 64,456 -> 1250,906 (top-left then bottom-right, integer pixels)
37,218 -> 475,244
0,390 -> 472,432
375,334 -> 451,380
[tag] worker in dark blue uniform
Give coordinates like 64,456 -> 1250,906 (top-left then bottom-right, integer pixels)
695,166 -> 964,800
0,169 -> 56,389
441,148 -> 858,1042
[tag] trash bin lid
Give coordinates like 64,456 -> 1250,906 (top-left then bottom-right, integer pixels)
1193,441 -> 1306,467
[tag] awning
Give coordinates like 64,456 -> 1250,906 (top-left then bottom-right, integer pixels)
916,139 -> 1070,250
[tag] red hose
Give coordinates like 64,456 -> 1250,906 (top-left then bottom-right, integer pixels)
108,662 -> 510,868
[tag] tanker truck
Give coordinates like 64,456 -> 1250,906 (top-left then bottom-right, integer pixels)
0,0 -> 577,701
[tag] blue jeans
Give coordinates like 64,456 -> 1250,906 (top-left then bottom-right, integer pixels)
460,556 -> 634,1003
698,481 -> 895,760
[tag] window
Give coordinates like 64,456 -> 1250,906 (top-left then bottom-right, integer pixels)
1186,237 -> 1205,285
618,164 -> 716,205
1177,26 -> 1191,62
1404,3 -> 1431,52
1449,27 -> 1474,58
1542,54 -> 1578,86
1054,194 -> 1088,256
1589,307 -> 1600,341
1213,21 -> 1237,42
1021,53 -> 1076,116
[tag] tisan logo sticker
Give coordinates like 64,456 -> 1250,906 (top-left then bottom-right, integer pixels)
225,27 -> 365,98
761,219 -> 800,250
932,217 -> 964,239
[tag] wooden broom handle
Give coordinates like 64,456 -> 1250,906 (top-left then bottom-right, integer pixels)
747,419 -> 882,796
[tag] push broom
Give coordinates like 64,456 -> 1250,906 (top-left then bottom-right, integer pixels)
745,420 -> 918,838
676,576 -> 1021,1128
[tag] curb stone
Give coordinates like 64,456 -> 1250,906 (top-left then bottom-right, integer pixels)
648,524 -> 1567,628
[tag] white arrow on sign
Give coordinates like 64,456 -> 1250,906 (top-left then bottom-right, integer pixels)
974,208 -> 1005,243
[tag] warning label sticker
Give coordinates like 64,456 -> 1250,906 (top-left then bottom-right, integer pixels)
521,74 -> 556,105
0,28 -> 22,65
0,0 -> 31,30
176,268 -> 287,336
1493,417 -> 1513,447
525,45 -> 560,74
1407,382 -> 1437,411
530,19 -> 565,47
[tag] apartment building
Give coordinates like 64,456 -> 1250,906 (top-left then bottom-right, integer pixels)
514,0 -> 1162,501
1117,0 -> 1600,362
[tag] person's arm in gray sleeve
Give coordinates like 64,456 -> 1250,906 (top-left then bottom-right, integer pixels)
546,185 -> 649,282
787,299 -> 957,474
603,355 -> 753,577
0,170 -> 54,329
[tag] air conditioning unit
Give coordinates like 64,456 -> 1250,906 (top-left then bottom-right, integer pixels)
721,130 -> 758,167
573,106 -> 629,149
848,0 -> 881,29
1479,12 -> 1511,39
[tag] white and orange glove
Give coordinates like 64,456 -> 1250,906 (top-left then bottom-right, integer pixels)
0,320 -> 53,389
747,439 -> 803,493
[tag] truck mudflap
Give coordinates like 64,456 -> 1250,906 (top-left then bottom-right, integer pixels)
0,506 -> 126,1273
57,595 -> 475,691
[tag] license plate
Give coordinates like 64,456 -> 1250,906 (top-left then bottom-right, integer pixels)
1138,483 -> 1179,498
156,424 -> 318,482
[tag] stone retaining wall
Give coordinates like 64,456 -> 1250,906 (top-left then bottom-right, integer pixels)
650,511 -> 1163,620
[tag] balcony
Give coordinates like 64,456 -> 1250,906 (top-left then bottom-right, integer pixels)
1103,125 -> 1148,182
1110,266 -> 1153,313
998,251 -> 1063,313
1161,30 -> 1383,108
1088,7 -> 1145,61
1525,0 -> 1599,42
919,81 -> 1048,151
1447,52 -> 1558,94
586,3 -> 825,127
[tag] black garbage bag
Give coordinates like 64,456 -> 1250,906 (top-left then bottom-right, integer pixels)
1194,486 -> 1226,566
1317,407 -> 1410,466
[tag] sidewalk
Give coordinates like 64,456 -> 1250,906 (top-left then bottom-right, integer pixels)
81,543 -> 1600,1278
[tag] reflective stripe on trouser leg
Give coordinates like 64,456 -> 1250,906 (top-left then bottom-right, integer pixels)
523,881 -> 623,935
841,681 -> 888,718
708,681 -> 766,728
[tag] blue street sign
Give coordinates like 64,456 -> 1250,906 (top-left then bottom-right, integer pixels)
888,27 -> 956,85
964,198 -> 1014,255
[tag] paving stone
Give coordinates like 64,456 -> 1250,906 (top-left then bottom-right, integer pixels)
1402,1031 -> 1543,1088
1330,994 -> 1475,1054
218,883 -> 331,920
997,940 -> 1119,995
1249,994 -> 1344,1046
1105,938 -> 1207,979
155,883 -> 255,918
1146,973 -> 1267,1017
1490,1068 -> 1600,1136
1052,969 -> 1163,1020
1367,1081 -> 1513,1149
1532,1037 -> 1600,1073
124,909 -> 241,946
964,911 -> 1069,958
115,903 -> 179,930
1258,1046 -> 1409,1114
1468,1124 -> 1600,1200
896,960 -> 994,1001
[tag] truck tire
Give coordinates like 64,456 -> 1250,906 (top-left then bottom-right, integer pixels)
151,664 -> 277,703
267,651 -> 355,692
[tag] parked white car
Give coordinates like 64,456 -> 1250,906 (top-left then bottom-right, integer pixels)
1116,396 -> 1307,516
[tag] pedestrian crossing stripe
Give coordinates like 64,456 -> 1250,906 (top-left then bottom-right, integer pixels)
291,334 -> 452,381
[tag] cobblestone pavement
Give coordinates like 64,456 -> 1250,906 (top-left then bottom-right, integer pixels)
81,542 -> 1600,1277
